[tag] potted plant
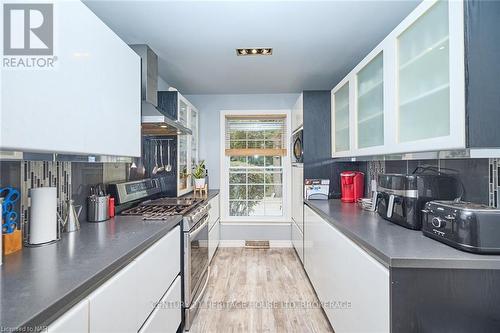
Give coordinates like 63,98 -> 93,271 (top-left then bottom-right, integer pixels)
192,161 -> 207,189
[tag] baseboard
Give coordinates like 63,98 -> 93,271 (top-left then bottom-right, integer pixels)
219,240 -> 292,248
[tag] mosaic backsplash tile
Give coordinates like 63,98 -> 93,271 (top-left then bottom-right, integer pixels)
20,161 -> 72,239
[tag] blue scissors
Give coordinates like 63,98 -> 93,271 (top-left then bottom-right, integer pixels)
2,211 -> 17,234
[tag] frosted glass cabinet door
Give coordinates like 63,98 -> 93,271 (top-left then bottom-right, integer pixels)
398,0 -> 450,143
179,99 -> 189,128
178,135 -> 189,194
333,83 -> 350,153
191,108 -> 199,166
357,52 -> 384,149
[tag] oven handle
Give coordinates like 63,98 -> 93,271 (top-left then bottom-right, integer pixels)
192,266 -> 210,307
189,215 -> 209,239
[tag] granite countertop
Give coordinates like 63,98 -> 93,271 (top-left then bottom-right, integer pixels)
181,189 -> 219,202
305,199 -> 500,270
0,215 -> 182,331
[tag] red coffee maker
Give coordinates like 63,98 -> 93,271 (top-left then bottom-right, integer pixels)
340,171 -> 365,203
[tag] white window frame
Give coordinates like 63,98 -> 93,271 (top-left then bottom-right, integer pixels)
219,109 -> 291,223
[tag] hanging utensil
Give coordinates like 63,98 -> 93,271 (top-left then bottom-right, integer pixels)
157,141 -> 165,172
166,140 -> 172,172
152,140 -> 159,175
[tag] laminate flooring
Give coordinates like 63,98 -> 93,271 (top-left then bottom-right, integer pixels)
189,248 -> 333,333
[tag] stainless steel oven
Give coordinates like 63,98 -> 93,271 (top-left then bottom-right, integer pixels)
183,204 -> 210,330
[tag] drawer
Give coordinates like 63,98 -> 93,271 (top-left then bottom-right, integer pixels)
291,220 -> 304,264
89,226 -> 180,332
208,195 -> 220,230
134,225 -> 180,320
139,276 -> 182,333
48,298 -> 89,333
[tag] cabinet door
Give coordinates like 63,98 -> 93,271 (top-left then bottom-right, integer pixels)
208,220 -> 220,263
292,94 -> 303,131
208,195 -> 220,230
177,135 -> 191,195
191,107 -> 199,167
356,52 -> 384,150
48,299 -> 89,333
395,0 -> 465,152
291,165 -> 304,232
138,276 -> 182,333
291,220 -> 304,264
332,82 -> 351,155
178,97 -> 189,128
1,1 -> 140,157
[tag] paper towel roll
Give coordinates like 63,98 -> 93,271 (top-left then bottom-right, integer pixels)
29,187 -> 58,245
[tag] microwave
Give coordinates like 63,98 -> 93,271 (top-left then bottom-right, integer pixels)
292,128 -> 303,164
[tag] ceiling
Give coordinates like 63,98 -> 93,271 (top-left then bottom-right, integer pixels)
84,0 -> 420,95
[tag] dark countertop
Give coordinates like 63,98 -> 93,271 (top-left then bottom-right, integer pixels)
305,199 -> 500,270
181,189 -> 219,202
0,215 -> 182,331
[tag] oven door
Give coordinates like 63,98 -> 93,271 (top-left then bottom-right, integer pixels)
184,214 -> 209,307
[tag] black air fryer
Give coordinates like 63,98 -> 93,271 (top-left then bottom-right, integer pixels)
376,168 -> 461,230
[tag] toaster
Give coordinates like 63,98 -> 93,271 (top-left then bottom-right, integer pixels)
422,201 -> 500,254
376,173 -> 460,230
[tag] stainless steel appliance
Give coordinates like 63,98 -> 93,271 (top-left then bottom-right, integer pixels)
109,178 -> 210,330
377,172 -> 461,230
291,127 -> 303,164
422,201 -> 500,254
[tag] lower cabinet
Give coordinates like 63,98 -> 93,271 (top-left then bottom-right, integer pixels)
49,226 -> 181,333
291,220 -> 304,264
48,299 -> 89,333
209,220 -> 220,263
139,276 -> 182,333
304,205 -> 390,333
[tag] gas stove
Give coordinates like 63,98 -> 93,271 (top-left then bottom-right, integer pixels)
121,197 -> 203,220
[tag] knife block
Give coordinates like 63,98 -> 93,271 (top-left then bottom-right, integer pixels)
3,229 -> 22,255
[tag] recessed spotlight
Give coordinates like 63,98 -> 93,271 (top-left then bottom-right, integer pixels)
236,48 -> 273,56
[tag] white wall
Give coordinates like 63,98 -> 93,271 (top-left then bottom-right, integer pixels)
185,93 -> 300,189
158,76 -> 170,91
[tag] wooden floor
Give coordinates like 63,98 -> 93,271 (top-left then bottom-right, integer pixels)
189,248 -> 333,333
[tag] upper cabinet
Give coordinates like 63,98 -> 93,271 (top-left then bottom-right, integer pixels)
331,0 -> 500,158
291,93 -> 303,132
1,1 -> 141,157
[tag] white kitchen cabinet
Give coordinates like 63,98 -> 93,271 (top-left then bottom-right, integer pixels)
1,0 -> 141,157
291,93 -> 303,132
89,226 -> 180,333
291,220 -> 303,264
138,276 -> 182,333
208,194 -> 220,263
304,205 -> 389,333
48,298 -> 89,333
209,220 -> 220,263
291,165 -> 304,232
331,0 -> 465,158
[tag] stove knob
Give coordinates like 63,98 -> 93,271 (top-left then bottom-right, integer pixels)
431,217 -> 445,228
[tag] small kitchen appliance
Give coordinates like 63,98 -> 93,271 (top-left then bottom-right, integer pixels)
340,171 -> 364,203
422,201 -> 500,254
377,172 -> 461,230
305,179 -> 329,200
27,187 -> 60,246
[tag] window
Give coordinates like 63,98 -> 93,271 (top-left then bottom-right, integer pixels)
225,115 -> 286,218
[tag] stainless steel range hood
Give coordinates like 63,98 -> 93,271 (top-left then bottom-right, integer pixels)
130,44 -> 191,136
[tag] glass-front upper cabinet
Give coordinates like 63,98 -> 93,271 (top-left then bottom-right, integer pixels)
356,52 -> 384,149
178,98 -> 189,128
397,0 -> 450,143
333,82 -> 350,154
178,135 -> 190,194
190,107 -> 199,167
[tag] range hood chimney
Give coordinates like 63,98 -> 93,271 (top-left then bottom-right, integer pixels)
129,44 -> 191,135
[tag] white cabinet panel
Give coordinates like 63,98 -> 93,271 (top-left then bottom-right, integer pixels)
332,82 -> 351,154
208,220 -> 220,263
139,276 -> 182,333
291,220 -> 303,264
304,205 -> 389,333
1,0 -> 141,157
48,298 -> 89,333
89,227 -> 180,332
208,195 -> 220,230
133,226 -> 180,321
292,93 -> 303,132
291,165 -> 304,232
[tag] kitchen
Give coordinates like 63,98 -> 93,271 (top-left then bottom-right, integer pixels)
1,0 -> 500,332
